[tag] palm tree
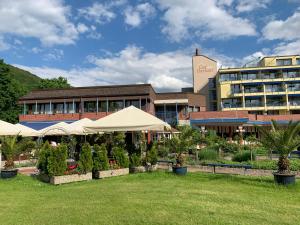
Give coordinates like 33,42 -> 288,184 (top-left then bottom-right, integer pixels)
257,120 -> 300,174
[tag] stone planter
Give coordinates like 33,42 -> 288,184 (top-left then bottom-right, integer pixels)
94,168 -> 129,179
145,164 -> 157,172
129,166 -> 146,173
273,172 -> 296,185
1,168 -> 18,179
38,173 -> 92,185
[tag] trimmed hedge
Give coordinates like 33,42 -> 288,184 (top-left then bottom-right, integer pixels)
93,144 -> 109,172
47,144 -> 68,176
79,143 -> 93,174
232,150 -> 256,162
112,147 -> 129,168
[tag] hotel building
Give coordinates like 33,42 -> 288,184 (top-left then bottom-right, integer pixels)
18,50 -> 300,138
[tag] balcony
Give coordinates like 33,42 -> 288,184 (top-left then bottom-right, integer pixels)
245,102 -> 263,107
244,88 -> 263,93
266,101 -> 286,107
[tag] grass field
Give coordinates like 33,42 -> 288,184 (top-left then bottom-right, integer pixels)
0,172 -> 300,225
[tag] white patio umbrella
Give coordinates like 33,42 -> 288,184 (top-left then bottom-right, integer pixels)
84,106 -> 171,132
66,118 -> 96,135
15,124 -> 40,137
39,122 -> 71,136
0,120 -> 20,136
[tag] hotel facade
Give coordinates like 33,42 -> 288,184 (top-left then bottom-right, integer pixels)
18,50 -> 300,138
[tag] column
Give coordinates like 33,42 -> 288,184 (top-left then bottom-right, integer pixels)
175,102 -> 178,124
23,102 -> 26,115
123,99 -> 125,108
49,101 -> 52,114
106,99 -> 108,113
64,100 -> 66,114
35,101 -> 38,114
96,97 -> 99,114
72,99 -> 75,113
139,97 -> 142,109
164,104 -> 166,121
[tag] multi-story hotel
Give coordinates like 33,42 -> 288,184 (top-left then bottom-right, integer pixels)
18,50 -> 300,138
217,55 -> 300,115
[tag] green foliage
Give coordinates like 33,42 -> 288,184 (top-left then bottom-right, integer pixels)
112,146 -> 129,168
129,153 -> 142,168
0,60 -> 26,123
0,136 -> 35,169
257,120 -> 300,173
93,144 -> 109,171
145,144 -> 158,165
232,151 -> 256,162
157,145 -> 169,158
199,148 -> 218,161
37,141 -> 51,174
38,76 -> 71,89
47,144 -> 67,176
220,142 -> 241,153
79,143 -> 93,174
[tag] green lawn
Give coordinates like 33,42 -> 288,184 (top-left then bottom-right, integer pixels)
0,172 -> 300,225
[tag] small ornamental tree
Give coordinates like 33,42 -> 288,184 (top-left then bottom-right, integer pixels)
112,146 -> 129,168
146,144 -> 158,166
79,143 -> 93,174
47,144 -> 67,176
129,153 -> 142,168
93,144 -> 109,172
37,141 -> 52,174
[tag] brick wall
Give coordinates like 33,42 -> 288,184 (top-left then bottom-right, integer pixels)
190,111 -> 249,119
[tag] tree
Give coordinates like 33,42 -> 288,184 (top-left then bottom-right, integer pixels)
257,120 -> 300,174
79,143 -> 93,174
0,60 -> 26,123
38,76 -> 71,89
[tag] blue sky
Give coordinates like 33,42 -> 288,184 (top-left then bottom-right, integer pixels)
0,0 -> 300,91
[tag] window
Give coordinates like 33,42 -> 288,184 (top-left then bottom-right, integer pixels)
296,58 -> 300,65
222,98 -> 241,108
53,103 -> 64,114
125,99 -> 140,108
109,100 -> 123,112
84,101 -> 96,113
219,73 -> 237,81
231,84 -> 241,94
276,58 -> 292,66
283,70 -> 297,78
240,73 -> 257,80
245,99 -> 262,107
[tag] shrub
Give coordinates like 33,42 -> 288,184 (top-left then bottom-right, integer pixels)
199,148 -> 218,161
112,147 -> 129,168
157,145 -> 169,158
47,144 -> 67,176
79,143 -> 93,174
37,141 -> 51,174
146,144 -> 158,165
232,150 -> 256,162
129,153 -> 141,168
93,144 -> 109,171
221,142 -> 240,153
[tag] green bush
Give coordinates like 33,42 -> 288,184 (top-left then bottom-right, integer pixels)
157,145 -> 169,158
37,141 -> 51,174
221,142 -> 240,153
232,150 -> 256,162
199,148 -> 218,161
112,147 -> 129,168
146,144 -> 158,165
79,143 -> 93,174
47,144 -> 67,176
129,153 -> 141,168
93,144 -> 109,172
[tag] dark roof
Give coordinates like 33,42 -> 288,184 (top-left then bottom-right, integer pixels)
156,92 -> 198,100
20,84 -> 155,100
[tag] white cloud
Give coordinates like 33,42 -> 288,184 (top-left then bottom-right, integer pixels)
78,2 -> 116,24
0,0 -> 78,46
14,45 -> 243,91
236,0 -> 271,13
263,9 -> 300,41
31,47 -> 43,54
0,36 -> 10,51
124,3 -> 156,27
262,9 -> 300,56
156,0 -> 257,42
43,49 -> 64,61
77,23 -> 89,33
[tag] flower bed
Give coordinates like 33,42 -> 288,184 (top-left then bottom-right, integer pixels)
94,168 -> 129,179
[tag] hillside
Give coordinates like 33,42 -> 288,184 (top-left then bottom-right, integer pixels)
7,64 -> 41,91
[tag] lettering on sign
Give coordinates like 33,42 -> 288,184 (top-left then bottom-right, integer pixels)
197,65 -> 214,73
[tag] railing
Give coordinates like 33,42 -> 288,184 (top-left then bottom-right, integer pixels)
245,103 -> 263,107
244,88 -> 263,93
266,102 -> 286,107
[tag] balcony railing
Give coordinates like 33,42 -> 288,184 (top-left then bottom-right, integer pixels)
265,88 -> 285,92
223,103 -> 242,108
244,88 -> 263,93
245,103 -> 263,107
266,102 -> 286,107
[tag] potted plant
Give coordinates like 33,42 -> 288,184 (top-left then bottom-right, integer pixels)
170,126 -> 197,175
144,144 -> 158,172
257,120 -> 300,185
129,153 -> 144,173
37,142 -> 93,185
94,146 -> 129,179
0,136 -> 35,178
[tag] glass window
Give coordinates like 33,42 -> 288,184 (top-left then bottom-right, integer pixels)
109,100 -> 123,112
53,103 -> 64,114
276,58 -> 292,66
125,99 -> 140,108
45,103 -> 51,114
296,58 -> 300,65
84,101 -> 96,113
219,73 -> 237,81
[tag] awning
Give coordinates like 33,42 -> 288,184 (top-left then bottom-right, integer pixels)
0,120 -> 20,136
15,124 -> 40,137
85,106 -> 171,132
39,122 -> 71,136
66,118 -> 96,135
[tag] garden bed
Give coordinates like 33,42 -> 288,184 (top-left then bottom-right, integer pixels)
38,173 -> 92,185
94,168 -> 129,179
